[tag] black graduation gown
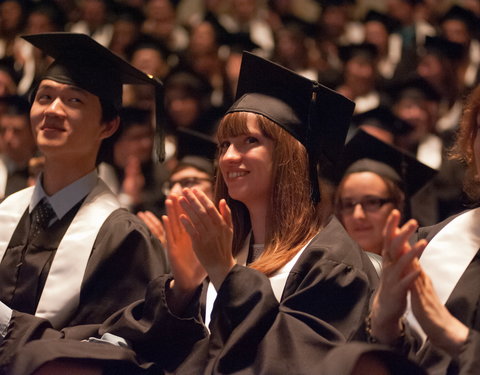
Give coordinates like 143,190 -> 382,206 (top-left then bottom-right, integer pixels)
0,216 -> 378,375
409,214 -> 480,375
0,208 -> 170,372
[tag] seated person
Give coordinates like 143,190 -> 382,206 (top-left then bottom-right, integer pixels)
0,31 -> 169,354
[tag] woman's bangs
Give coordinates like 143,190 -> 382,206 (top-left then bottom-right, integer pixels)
217,112 -> 250,142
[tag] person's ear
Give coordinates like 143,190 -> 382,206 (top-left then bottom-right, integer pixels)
100,116 -> 120,140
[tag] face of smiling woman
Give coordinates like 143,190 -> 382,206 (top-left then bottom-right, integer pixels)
218,113 -> 275,209
338,171 -> 395,255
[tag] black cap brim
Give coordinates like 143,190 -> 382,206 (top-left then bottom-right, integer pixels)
339,130 -> 437,197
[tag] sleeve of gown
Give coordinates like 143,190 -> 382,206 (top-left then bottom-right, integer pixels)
457,329 -> 480,373
67,210 -> 170,326
179,258 -> 374,375
98,274 -> 208,372
0,311 -> 101,371
0,275 -> 207,375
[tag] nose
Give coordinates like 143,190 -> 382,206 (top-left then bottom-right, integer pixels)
352,203 -> 366,219
222,143 -> 241,163
44,98 -> 65,117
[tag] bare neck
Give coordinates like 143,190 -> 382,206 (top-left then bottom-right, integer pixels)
247,202 -> 268,245
41,157 -> 96,196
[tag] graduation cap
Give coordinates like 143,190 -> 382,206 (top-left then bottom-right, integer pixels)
338,43 -> 378,63
351,106 -> 412,136
422,35 -> 466,61
338,130 -> 436,200
227,51 -> 355,203
175,127 -> 217,162
21,32 -> 165,161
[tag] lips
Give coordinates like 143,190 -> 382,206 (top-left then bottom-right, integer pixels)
40,122 -> 65,132
227,171 -> 248,179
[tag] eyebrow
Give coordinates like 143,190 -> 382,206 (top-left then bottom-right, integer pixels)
37,84 -> 88,95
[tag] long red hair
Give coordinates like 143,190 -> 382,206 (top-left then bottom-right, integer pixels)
215,112 -> 324,276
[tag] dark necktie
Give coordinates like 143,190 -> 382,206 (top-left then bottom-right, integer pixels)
29,198 -> 55,240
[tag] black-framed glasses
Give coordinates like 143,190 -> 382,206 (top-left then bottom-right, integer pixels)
339,196 -> 394,215
162,177 -> 213,196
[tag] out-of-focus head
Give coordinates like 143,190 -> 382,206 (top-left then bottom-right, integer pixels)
440,5 -> 478,45
0,95 -> 36,165
452,85 -> 480,201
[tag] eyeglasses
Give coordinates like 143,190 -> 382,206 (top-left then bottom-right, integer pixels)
162,177 -> 213,196
339,196 -> 394,215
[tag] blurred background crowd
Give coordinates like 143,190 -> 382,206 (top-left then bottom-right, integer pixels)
0,0 -> 477,229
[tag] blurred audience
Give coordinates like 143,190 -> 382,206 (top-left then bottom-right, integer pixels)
0,95 -> 36,199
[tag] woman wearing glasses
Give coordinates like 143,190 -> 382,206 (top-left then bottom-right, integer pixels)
335,130 -> 435,274
138,155 -> 215,247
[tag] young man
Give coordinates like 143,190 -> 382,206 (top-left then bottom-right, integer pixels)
0,32 -> 168,343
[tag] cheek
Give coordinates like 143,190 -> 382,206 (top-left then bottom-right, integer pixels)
341,215 -> 354,230
372,210 -> 391,233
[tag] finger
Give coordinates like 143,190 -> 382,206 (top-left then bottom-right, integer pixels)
387,219 -> 419,261
219,199 -> 233,229
179,189 -> 209,231
192,188 -> 223,226
138,211 -> 159,236
169,196 -> 185,232
165,198 -> 183,242
144,211 -> 163,227
383,209 -> 400,241
179,213 -> 199,241
388,242 -> 423,281
162,215 -> 173,253
396,268 -> 421,291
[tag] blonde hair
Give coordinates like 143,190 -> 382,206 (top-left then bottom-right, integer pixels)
215,112 -> 324,276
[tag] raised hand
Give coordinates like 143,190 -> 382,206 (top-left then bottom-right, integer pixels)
137,210 -> 166,248
162,195 -> 207,314
370,210 -> 426,344
178,188 -> 235,290
411,268 -> 468,356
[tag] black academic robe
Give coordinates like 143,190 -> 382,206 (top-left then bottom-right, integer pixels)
0,206 -> 170,373
408,214 -> 480,375
319,342 -> 426,375
0,216 -> 378,375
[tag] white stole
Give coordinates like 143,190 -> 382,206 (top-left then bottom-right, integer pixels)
406,208 -> 480,343
0,156 -> 9,200
417,134 -> 442,170
204,236 -> 312,329
0,179 -> 120,328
